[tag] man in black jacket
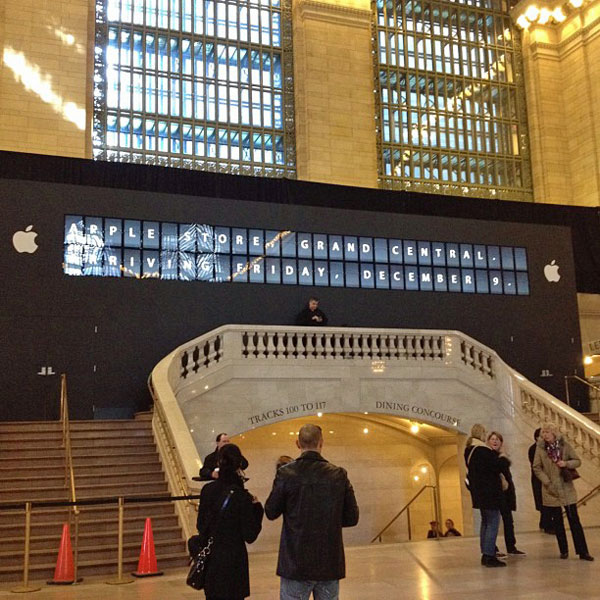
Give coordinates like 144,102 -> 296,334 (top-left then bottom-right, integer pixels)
199,433 -> 248,480
295,297 -> 328,326
265,424 -> 359,600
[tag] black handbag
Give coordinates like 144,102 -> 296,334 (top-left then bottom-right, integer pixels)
186,489 -> 234,590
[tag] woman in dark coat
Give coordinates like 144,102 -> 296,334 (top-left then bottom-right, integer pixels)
487,432 -> 525,556
197,443 -> 264,600
464,423 -> 506,567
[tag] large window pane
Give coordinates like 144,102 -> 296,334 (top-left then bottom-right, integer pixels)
374,0 -> 532,200
94,0 -> 295,177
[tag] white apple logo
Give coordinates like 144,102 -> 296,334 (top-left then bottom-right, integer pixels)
544,260 -> 560,282
12,225 -> 39,254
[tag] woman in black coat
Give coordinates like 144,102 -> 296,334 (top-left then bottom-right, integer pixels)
464,423 -> 506,567
488,432 -> 525,556
197,443 -> 264,600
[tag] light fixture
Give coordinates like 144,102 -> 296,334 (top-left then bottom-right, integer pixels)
371,360 -> 385,373
421,466 -> 428,474
553,6 -> 566,21
569,0 -> 584,7
363,428 -> 369,434
272,432 -> 277,436
538,7 -> 551,23
204,385 -> 209,390
410,423 -> 420,434
317,412 -> 323,417
413,475 -> 420,481
525,5 -> 540,21
516,14 -> 531,29
584,356 -> 593,365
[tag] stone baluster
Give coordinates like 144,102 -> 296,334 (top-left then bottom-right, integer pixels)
423,336 -> 432,360
265,331 -> 277,358
343,334 -> 352,358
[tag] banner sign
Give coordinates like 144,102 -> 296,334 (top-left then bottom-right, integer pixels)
63,215 -> 530,295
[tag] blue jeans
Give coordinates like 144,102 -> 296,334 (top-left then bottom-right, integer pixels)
280,577 -> 339,600
480,508 -> 501,557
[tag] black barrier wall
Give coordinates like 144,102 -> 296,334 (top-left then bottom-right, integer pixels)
0,160 -> 585,420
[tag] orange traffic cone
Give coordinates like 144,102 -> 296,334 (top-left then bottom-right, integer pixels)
132,518 -> 163,577
48,523 -> 75,584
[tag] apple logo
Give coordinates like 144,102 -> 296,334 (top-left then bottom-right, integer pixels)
12,225 -> 39,254
544,260 -> 560,282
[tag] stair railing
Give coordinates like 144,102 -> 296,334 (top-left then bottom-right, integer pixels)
59,373 -> 80,582
564,375 -> 600,417
370,485 -> 439,543
148,377 -> 199,541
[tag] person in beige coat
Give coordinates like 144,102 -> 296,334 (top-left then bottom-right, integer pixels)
532,422 -> 593,561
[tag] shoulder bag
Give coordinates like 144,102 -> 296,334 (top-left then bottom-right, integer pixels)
186,488 -> 235,590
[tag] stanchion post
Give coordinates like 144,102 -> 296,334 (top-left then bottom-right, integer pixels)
106,497 -> 134,585
11,502 -> 41,593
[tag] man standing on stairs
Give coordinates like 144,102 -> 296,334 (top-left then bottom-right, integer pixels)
200,433 -> 249,480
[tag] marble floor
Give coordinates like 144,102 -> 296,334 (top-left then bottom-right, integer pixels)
2,528 -> 599,599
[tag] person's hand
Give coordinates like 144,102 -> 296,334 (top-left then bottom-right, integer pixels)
557,460 -> 566,468
211,469 -> 220,479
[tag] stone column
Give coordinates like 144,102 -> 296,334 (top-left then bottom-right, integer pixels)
292,0 -> 378,188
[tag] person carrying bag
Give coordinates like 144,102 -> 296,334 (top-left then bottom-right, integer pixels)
194,443 -> 264,600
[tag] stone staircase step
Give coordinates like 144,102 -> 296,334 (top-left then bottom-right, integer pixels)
0,501 -> 178,528
2,525 -> 184,553
2,468 -> 164,489
0,513 -> 180,538
0,538 -> 186,567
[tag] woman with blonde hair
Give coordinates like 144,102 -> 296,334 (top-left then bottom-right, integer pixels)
532,422 -> 593,561
464,424 -> 506,567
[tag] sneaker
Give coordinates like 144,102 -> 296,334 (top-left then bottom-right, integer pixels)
495,551 -> 507,558
483,556 -> 507,568
579,554 -> 594,561
507,549 -> 526,556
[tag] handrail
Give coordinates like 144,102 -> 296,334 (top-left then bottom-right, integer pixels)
148,376 -> 200,541
577,482 -> 600,508
5,492 -> 202,592
148,377 -> 199,505
564,375 -> 600,409
370,485 -> 437,543
60,374 -> 78,513
59,373 -> 80,582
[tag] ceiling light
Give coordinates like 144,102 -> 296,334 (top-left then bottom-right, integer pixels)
363,428 -> 369,434
525,5 -> 540,21
538,7 -> 551,23
584,356 -> 593,365
553,6 -> 566,21
317,412 -> 323,417
421,466 -> 428,473
410,423 -> 420,434
413,475 -> 420,481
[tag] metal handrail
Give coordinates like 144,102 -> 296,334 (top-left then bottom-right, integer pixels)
148,377 -> 198,510
59,373 -> 80,582
370,485 -> 438,543
564,375 -> 600,410
577,482 -> 600,508
4,492 -> 202,591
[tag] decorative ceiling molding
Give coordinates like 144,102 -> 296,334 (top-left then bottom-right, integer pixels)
295,0 -> 371,29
